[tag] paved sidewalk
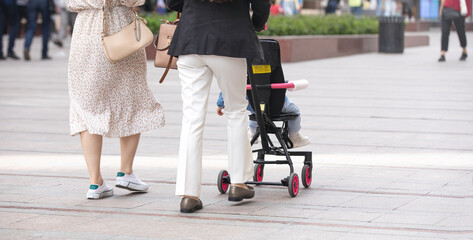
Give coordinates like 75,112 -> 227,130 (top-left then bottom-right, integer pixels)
1,30 -> 473,240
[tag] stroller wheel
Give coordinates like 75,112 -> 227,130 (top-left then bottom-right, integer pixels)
301,164 -> 312,188
217,170 -> 230,194
288,173 -> 299,197
253,164 -> 264,182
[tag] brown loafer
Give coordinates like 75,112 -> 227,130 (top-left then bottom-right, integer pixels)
180,197 -> 203,213
228,185 -> 255,202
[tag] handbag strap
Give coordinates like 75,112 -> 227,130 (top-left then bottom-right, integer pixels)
159,56 -> 174,83
101,0 -> 139,42
157,11 -> 180,84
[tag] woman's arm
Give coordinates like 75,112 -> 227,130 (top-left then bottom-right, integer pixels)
250,0 -> 271,31
166,0 -> 184,12
439,0 -> 445,18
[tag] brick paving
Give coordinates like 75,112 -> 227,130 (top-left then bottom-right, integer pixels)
1,30 -> 473,239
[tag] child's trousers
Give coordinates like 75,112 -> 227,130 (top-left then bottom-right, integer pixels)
175,54 -> 253,197
249,97 -> 301,134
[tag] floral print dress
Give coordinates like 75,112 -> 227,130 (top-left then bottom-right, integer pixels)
66,0 -> 164,137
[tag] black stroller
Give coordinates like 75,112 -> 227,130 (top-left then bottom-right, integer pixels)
217,39 -> 313,197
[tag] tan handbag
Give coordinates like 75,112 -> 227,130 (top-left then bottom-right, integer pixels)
154,13 -> 180,83
102,2 -> 154,63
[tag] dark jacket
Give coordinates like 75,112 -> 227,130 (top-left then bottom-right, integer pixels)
166,0 -> 270,61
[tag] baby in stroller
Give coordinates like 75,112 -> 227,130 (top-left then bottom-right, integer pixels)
216,92 -> 311,148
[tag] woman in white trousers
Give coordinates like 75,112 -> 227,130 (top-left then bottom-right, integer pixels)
166,0 -> 270,213
176,55 -> 254,202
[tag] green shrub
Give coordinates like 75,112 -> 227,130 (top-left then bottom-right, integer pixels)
141,13 -> 379,36
258,15 -> 379,36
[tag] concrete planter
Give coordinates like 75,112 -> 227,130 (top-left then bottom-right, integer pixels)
405,21 -> 430,32
145,34 -> 429,63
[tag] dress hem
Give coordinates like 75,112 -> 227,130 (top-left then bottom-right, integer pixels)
70,120 -> 165,138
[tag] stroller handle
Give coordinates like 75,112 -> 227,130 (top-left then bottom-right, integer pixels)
246,79 -> 309,91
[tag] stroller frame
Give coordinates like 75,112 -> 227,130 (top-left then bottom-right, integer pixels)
217,39 -> 313,197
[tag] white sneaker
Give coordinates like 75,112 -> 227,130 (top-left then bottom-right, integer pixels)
289,133 -> 311,148
87,182 -> 113,199
115,172 -> 149,192
248,129 -> 259,144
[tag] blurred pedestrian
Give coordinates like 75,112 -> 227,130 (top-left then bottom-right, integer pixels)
270,0 -> 283,15
156,0 -> 166,14
325,0 -> 340,14
383,0 -> 395,16
349,0 -> 363,17
438,0 -> 471,62
277,0 -> 302,16
400,0 -> 413,20
376,0 -> 383,16
17,0 -> 28,36
0,0 -> 21,60
52,0 -> 77,47
23,0 -> 51,60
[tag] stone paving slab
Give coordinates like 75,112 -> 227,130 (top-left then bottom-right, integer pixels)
1,30 -> 473,239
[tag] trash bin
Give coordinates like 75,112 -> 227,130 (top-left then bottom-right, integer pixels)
378,16 -> 405,53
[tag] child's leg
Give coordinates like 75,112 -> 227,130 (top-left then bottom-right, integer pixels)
249,120 -> 258,132
281,97 -> 301,134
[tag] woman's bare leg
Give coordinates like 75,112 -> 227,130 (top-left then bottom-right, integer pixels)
80,131 -> 103,185
120,133 -> 141,175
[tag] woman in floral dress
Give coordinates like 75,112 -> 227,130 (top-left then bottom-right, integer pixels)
66,0 -> 165,199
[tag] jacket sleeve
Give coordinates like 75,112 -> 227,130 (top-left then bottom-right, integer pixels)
250,0 -> 271,31
66,0 -> 144,12
165,0 -> 184,12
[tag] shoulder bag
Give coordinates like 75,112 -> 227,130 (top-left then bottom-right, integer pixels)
102,0 -> 154,63
154,12 -> 180,83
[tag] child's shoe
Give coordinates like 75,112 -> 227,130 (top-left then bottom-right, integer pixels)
289,133 -> 311,148
115,172 -> 149,192
87,182 -> 113,199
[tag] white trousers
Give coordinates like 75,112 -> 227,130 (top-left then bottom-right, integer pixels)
175,54 -> 254,197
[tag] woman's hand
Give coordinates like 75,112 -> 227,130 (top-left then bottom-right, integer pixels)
256,24 -> 268,33
217,107 -> 224,116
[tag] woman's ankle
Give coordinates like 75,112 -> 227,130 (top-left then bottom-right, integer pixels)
90,178 -> 103,186
119,169 -> 133,175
